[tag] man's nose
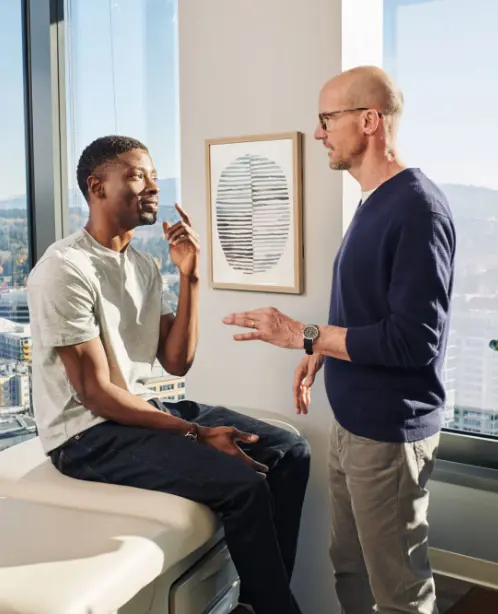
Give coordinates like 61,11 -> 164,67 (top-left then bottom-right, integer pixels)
145,177 -> 159,193
314,124 -> 326,140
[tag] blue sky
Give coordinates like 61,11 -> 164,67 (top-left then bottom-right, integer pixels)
0,0 -> 27,201
1,0 -> 498,200
383,0 -> 498,189
0,0 -> 178,202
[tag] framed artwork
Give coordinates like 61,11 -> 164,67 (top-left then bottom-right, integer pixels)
206,132 -> 303,294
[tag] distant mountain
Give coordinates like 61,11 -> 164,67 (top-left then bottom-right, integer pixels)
0,177 -> 178,215
0,195 -> 27,211
2,179 -> 494,224
440,184 -> 498,220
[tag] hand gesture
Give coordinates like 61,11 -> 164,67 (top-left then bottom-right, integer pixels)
293,354 -> 324,414
163,203 -> 200,279
222,307 -> 303,350
199,426 -> 269,474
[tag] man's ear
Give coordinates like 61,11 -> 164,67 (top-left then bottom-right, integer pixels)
363,110 -> 381,136
87,175 -> 105,199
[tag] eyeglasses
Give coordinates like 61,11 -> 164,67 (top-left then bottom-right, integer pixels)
318,108 -> 384,131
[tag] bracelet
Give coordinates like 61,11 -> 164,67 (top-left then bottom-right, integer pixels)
185,423 -> 200,442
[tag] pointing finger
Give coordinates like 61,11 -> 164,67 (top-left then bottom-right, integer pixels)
175,203 -> 191,226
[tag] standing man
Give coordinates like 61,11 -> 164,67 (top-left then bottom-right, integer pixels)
223,66 -> 456,614
27,136 -> 310,614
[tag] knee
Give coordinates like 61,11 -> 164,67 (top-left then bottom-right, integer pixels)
234,469 -> 273,510
285,435 -> 311,470
293,436 -> 311,459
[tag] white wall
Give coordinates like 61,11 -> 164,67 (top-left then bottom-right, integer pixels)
341,0 -> 383,232
179,1 -> 343,611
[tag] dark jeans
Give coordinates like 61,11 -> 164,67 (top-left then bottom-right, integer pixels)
50,400 -> 310,614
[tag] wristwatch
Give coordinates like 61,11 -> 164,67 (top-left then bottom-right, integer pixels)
303,324 -> 320,355
185,423 -> 200,442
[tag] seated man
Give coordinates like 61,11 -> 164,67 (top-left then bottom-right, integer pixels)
26,136 -> 310,614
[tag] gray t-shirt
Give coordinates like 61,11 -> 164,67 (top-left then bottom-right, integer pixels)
27,229 -> 172,454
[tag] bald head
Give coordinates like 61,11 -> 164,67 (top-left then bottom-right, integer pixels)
316,66 -> 404,170
322,66 -> 404,121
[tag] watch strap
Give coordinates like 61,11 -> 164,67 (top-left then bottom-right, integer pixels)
304,337 -> 314,355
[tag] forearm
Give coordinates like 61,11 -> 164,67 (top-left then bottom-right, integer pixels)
314,325 -> 350,362
85,380 -> 192,433
163,274 -> 199,375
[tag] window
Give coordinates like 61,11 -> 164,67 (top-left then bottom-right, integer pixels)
0,0 -> 35,451
64,0 -> 180,308
383,0 -> 498,445
64,0 -> 185,391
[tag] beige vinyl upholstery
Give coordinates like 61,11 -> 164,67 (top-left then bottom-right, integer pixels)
0,412 -> 300,614
0,436 -> 219,541
0,436 -> 221,613
0,497 -> 171,614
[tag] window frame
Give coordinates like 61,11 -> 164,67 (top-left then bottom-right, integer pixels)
23,0 -> 67,263
438,430 -> 498,472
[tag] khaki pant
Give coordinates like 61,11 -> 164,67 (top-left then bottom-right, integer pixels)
329,417 -> 439,614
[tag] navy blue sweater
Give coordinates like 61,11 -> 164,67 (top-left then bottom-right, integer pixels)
324,168 -> 456,442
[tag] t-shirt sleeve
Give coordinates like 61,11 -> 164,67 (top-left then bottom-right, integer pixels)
28,258 -> 100,348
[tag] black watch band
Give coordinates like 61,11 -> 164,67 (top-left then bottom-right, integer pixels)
303,324 -> 320,355
304,337 -> 314,355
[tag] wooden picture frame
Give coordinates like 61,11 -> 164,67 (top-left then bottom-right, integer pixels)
206,132 -> 303,294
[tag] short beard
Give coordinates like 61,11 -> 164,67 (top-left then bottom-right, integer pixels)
330,140 -> 367,171
330,159 -> 351,171
138,211 -> 157,226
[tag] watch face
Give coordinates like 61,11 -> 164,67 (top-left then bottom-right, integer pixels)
303,325 -> 319,341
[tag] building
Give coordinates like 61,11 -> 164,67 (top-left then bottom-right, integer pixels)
146,375 -> 186,402
441,331 -> 458,427
0,317 -> 31,362
10,374 -> 31,407
450,407 -> 498,437
444,295 -> 498,436
0,376 -> 15,407
0,374 -> 30,408
0,290 -> 30,324
0,414 -> 36,452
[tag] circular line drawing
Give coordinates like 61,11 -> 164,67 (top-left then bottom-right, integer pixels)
215,153 -> 291,275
